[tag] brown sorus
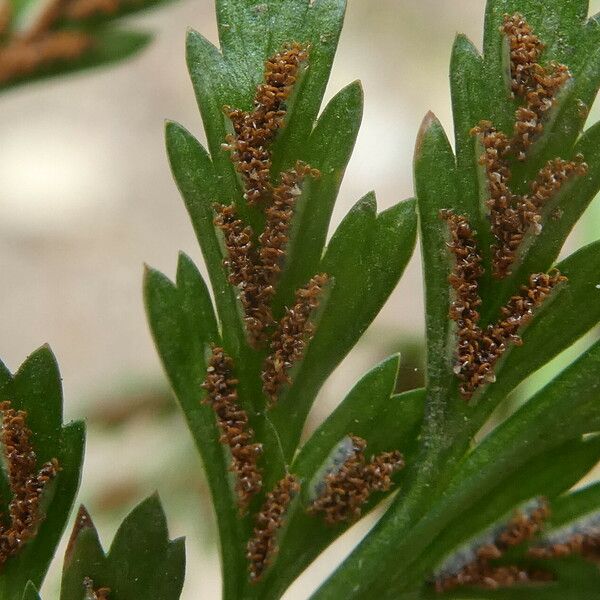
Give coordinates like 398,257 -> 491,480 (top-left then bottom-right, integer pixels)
308,435 -> 404,525
441,212 -> 566,399
470,15 -> 585,278
83,577 -> 111,599
224,43 -> 308,206
529,528 -> 600,562
262,273 -> 329,405
440,210 -> 486,398
259,161 -> 320,286
214,162 -> 320,346
247,474 -> 300,582
471,123 -> 587,278
435,501 -> 550,592
202,347 -> 263,513
501,13 -> 570,157
213,203 -> 275,345
0,400 -> 60,565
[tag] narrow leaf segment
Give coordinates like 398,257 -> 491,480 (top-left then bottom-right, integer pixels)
247,474 -> 300,583
441,210 -> 564,399
202,346 -> 263,514
307,435 -> 404,525
473,13 -> 588,279
434,499 -> 550,592
0,401 -> 59,567
215,43 -> 328,404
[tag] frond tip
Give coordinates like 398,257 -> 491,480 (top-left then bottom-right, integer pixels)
219,43 -> 321,347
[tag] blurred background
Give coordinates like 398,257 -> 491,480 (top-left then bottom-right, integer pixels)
1,0 -> 599,597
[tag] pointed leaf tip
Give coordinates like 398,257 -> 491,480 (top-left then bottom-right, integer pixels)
64,505 -> 96,565
22,582 -> 41,600
357,191 -> 377,214
415,111 -> 441,157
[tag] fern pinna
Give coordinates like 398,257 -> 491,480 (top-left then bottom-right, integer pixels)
143,1 -> 600,599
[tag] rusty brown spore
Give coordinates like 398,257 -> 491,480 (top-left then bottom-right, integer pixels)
465,270 -> 565,400
307,435 -> 404,525
471,124 -> 587,279
0,400 -> 60,566
213,203 -> 275,345
435,500 -> 551,592
440,209 -> 484,342
441,211 -> 566,399
470,15 -> 586,279
258,161 -> 320,288
502,13 -> 571,158
201,347 -> 263,513
247,474 -> 300,582
261,273 -> 328,406
214,162 -> 320,346
224,43 -> 309,206
83,577 -> 111,599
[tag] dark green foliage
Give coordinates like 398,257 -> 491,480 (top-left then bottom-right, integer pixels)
0,347 -> 85,597
312,1 -> 600,598
269,195 -> 418,460
21,583 -> 41,600
150,0 -> 417,598
2,0 -> 599,599
144,257 -> 247,598
61,495 -> 185,600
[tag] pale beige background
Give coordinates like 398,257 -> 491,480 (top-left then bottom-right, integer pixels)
1,1 -> 599,598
